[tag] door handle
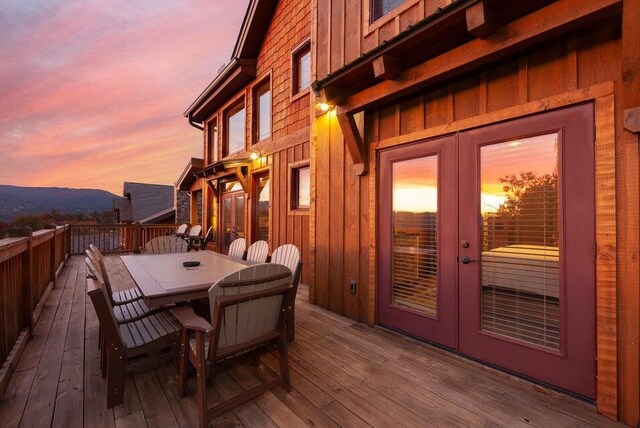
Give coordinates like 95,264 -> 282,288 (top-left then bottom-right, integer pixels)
460,256 -> 475,264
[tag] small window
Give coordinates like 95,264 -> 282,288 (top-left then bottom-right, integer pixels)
254,81 -> 271,142
371,0 -> 405,22
291,164 -> 310,210
292,42 -> 311,96
224,100 -> 245,156
207,118 -> 218,163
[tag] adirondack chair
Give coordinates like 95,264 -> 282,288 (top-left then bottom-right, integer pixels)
88,245 -> 142,303
86,269 -> 181,408
172,264 -> 294,428
189,226 -> 213,251
186,225 -> 203,250
145,236 -> 189,254
270,244 -> 303,342
227,237 -> 246,260
245,240 -> 269,263
174,223 -> 189,238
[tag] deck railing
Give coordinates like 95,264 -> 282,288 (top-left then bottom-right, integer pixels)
0,222 -> 182,397
69,223 -> 180,255
0,225 -> 71,398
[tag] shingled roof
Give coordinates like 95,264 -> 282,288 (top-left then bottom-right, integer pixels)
112,182 -> 174,224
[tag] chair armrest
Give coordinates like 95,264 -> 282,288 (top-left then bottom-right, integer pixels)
171,306 -> 214,334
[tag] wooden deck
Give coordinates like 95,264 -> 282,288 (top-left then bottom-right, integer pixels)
0,256 -> 623,427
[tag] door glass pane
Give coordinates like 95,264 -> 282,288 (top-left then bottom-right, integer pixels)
235,196 -> 245,240
256,175 -> 270,241
480,133 -> 560,349
223,197 -> 232,250
391,155 -> 438,317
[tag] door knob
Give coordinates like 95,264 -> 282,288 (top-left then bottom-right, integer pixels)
460,256 -> 475,264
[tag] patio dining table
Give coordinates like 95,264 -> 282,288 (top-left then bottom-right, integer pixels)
121,250 -> 251,306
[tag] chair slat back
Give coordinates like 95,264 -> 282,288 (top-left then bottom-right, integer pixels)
271,244 -> 302,287
145,236 -> 189,254
189,225 -> 202,238
85,258 -> 124,348
228,238 -> 246,260
176,224 -> 188,235
87,245 -> 114,297
208,264 -> 291,352
246,240 -> 269,264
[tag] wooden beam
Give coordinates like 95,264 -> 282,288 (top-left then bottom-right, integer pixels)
336,108 -> 367,175
619,0 -> 640,424
206,180 -> 219,198
372,55 -> 401,80
466,0 -> 496,38
343,0 -> 621,113
235,167 -> 250,194
318,86 -> 346,105
623,106 -> 640,133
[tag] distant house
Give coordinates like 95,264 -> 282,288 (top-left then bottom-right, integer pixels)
112,182 -> 175,224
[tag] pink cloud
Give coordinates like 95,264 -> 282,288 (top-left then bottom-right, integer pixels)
0,0 -> 248,194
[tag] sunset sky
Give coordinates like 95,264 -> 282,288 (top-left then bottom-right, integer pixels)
0,0 -> 248,195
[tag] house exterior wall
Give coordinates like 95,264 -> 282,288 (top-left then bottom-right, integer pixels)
200,0 -> 312,282
311,0 -> 639,423
175,189 -> 190,225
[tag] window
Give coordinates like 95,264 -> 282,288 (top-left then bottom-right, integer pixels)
290,163 -> 310,210
292,42 -> 311,96
207,118 -> 218,163
254,81 -> 271,142
224,100 -> 245,156
253,172 -> 270,242
371,0 -> 405,22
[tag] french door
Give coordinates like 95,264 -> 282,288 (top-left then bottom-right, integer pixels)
221,191 -> 245,252
378,104 -> 596,399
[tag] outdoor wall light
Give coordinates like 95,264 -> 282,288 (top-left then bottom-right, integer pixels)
249,149 -> 262,161
315,102 -> 333,112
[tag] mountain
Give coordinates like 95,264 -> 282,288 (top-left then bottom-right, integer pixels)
0,185 -> 118,223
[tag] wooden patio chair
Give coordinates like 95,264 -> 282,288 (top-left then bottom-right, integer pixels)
171,264 -> 294,428
174,223 -> 189,238
86,271 -> 181,408
227,237 -> 246,260
88,244 -> 142,303
145,236 -> 189,254
245,240 -> 269,263
270,244 -> 303,342
186,225 -> 203,250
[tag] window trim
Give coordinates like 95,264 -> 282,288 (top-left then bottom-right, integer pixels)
290,38 -> 312,102
207,116 -> 218,164
363,0 -> 419,35
252,74 -> 272,145
222,95 -> 247,158
288,160 -> 311,214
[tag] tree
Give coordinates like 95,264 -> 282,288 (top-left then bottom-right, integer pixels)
485,170 -> 559,248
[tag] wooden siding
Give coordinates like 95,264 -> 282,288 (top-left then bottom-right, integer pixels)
317,0 -> 455,77
198,0 -> 312,283
311,11 -> 636,422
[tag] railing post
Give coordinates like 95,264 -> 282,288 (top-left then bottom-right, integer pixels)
45,225 -> 57,287
133,222 -> 141,254
65,224 -> 71,260
6,227 -> 34,336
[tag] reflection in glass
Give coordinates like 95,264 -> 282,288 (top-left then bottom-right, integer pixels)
223,198 -> 232,250
480,133 -> 560,349
256,175 -> 270,241
296,167 -> 310,208
257,85 -> 271,141
226,103 -> 245,155
297,49 -> 311,93
391,155 -> 438,316
235,196 -> 245,240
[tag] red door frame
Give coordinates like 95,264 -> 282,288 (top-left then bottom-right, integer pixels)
378,135 -> 458,349
220,191 -> 245,252
457,103 -> 596,399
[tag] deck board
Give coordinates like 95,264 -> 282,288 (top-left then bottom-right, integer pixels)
0,256 -> 624,428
